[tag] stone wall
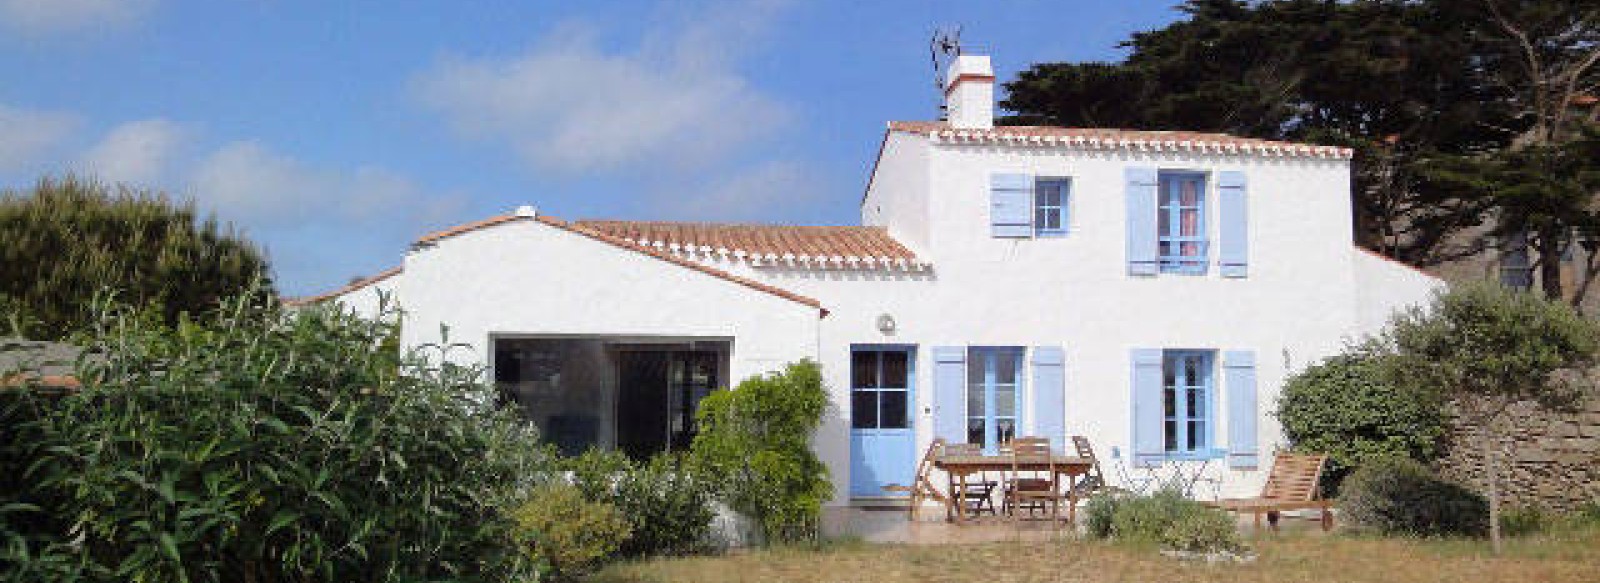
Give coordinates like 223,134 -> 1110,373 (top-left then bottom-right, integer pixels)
1435,399 -> 1600,513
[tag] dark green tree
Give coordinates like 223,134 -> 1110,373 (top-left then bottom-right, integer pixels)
0,175 -> 274,339
1001,0 -> 1523,266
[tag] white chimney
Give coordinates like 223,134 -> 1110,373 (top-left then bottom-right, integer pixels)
943,54 -> 994,129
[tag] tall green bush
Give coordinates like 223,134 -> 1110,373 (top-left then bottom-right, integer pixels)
1276,353 -> 1447,493
0,175 -> 274,340
509,483 -> 631,582
2,293 -> 551,582
1376,283 -> 1600,550
690,360 -> 831,544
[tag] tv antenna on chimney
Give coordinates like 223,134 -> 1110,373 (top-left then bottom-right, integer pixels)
930,25 -> 963,92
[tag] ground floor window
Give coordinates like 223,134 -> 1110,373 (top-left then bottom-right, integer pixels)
493,337 -> 728,459
1163,350 -> 1214,455
967,346 -> 1023,452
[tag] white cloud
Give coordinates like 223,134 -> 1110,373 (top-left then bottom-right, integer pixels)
0,0 -> 154,35
660,160 -> 820,222
0,103 -> 78,171
79,118 -> 185,186
412,1 -> 792,174
187,140 -> 453,227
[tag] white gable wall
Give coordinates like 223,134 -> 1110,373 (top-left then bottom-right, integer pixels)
397,220 -> 822,383
862,130 -> 933,256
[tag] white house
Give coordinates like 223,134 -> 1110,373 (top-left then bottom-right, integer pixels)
301,53 -> 1441,505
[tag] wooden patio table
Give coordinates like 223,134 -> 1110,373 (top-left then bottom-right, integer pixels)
932,453 -> 1094,523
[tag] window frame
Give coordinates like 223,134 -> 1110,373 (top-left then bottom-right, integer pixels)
1033,177 -> 1070,237
1161,349 -> 1219,459
1157,171 -> 1210,275
849,346 -> 914,432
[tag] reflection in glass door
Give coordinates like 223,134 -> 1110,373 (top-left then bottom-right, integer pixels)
967,347 -> 1024,453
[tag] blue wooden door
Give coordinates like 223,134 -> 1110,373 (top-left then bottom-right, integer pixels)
849,346 -> 916,497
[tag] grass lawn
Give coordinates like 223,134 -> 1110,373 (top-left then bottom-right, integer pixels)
591,527 -> 1600,583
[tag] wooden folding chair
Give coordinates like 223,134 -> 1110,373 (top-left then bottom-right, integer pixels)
1006,437 -> 1066,524
882,438 -> 952,520
1202,452 -> 1333,531
942,442 -> 999,516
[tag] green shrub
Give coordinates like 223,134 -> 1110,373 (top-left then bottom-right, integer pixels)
691,360 -> 831,545
1161,507 -> 1243,553
1276,353 -> 1447,494
1498,506 -> 1549,537
1082,493 -> 1122,539
1086,490 -> 1241,552
1338,457 -> 1488,536
511,483 -> 631,581
560,450 -> 716,557
3,293 -> 552,582
612,454 -> 716,556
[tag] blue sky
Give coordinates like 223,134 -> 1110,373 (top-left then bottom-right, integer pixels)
0,0 -> 1182,295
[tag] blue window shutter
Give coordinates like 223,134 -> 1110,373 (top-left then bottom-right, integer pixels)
932,346 -> 967,443
1218,171 -> 1249,277
1224,350 -> 1259,469
991,173 -> 1033,238
1031,346 -> 1066,451
1125,168 -> 1159,275
1130,348 -> 1164,467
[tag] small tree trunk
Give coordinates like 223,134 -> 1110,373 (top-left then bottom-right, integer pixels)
1538,227 -> 1565,302
1482,426 -> 1503,554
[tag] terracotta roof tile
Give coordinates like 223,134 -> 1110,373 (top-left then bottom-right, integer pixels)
889,121 -> 1353,159
394,214 -> 828,315
573,220 -> 921,266
284,266 -> 402,307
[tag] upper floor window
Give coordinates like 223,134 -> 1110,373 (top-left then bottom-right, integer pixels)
1034,178 -> 1070,237
1158,172 -> 1208,274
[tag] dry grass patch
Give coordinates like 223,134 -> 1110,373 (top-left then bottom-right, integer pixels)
591,528 -> 1600,583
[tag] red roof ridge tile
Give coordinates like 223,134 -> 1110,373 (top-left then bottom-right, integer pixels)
888,120 -> 1353,159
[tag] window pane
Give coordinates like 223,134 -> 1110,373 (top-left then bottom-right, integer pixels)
996,418 -> 1016,445
1188,420 -> 1204,450
994,352 -> 1017,384
1164,420 -> 1178,451
968,418 -> 986,448
880,390 -> 908,429
1180,179 -> 1199,206
1163,387 -> 1176,417
851,391 -> 877,429
881,351 -> 907,388
1158,206 -> 1171,236
995,384 -> 1016,417
1186,388 -> 1199,417
967,384 -> 986,416
968,351 -> 985,384
1036,208 -> 1051,229
851,351 -> 878,389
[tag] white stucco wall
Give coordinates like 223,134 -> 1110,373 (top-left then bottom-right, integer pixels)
1354,247 -> 1445,332
746,135 -> 1442,502
331,275 -> 401,322
861,131 -> 932,256
396,218 -> 822,388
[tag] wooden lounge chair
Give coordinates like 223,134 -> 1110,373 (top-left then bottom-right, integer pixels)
1203,452 -> 1333,531
882,438 -> 953,520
